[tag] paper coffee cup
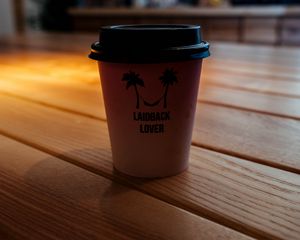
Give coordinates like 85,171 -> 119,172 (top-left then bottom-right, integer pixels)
89,25 -> 210,178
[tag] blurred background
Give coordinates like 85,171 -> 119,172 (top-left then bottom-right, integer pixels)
1,0 -> 300,45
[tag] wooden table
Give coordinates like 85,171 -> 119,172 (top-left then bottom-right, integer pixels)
68,7 -> 300,45
0,32 -> 299,240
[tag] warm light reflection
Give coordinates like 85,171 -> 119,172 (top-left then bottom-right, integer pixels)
0,51 -> 99,85
0,50 -> 106,118
1,48 -> 300,121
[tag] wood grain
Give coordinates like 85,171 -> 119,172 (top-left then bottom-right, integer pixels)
1,65 -> 300,172
2,34 -> 300,95
0,67 -> 106,119
0,52 -> 99,85
205,59 -> 300,81
0,94 -> 299,240
243,18 -> 278,44
0,135 -> 253,240
193,102 -> 300,172
202,69 -> 300,97
68,6 -> 300,18
199,85 -> 300,120
1,46 -> 300,111
1,33 -> 300,67
1,33 -> 300,239
1,51 -> 300,97
0,33 -> 96,53
1,49 -> 300,121
205,42 -> 300,81
1,67 -> 300,122
210,42 -> 300,66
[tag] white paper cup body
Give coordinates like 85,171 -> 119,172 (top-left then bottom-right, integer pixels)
98,60 -> 203,178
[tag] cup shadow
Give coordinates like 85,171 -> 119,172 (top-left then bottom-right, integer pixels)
22,147 -> 192,239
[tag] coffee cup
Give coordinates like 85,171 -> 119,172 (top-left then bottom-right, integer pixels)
89,24 -> 210,178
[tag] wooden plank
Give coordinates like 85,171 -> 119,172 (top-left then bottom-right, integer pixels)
1,67 -> 300,122
243,18 -> 278,44
204,59 -> 300,81
1,54 -> 300,99
210,42 -> 300,66
0,94 -> 299,240
1,47 -> 300,77
1,33 -> 300,67
199,85 -> 300,120
206,18 -> 239,41
206,54 -> 300,74
0,33 -> 96,53
281,18 -> 300,45
1,50 -> 300,122
0,70 -> 300,172
192,103 -> 300,173
202,69 -> 300,97
0,69 -> 106,119
2,35 -> 300,85
68,6 -> 300,18
12,0 -> 25,33
1,49 -> 300,88
0,51 -> 98,85
0,135 -> 251,240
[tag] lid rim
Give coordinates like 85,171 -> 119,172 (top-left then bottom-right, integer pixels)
89,24 -> 210,62
101,24 -> 201,31
89,43 -> 210,63
88,52 -> 210,63
90,41 -> 210,53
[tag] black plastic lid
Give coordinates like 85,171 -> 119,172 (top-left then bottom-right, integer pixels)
89,24 -> 210,63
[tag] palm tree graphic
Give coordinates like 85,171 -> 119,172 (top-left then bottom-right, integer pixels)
122,71 -> 145,109
159,68 -> 178,108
